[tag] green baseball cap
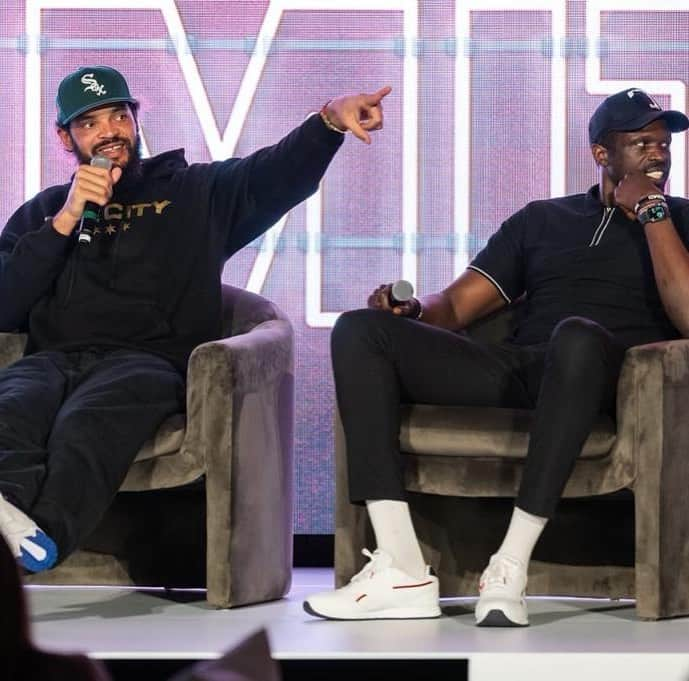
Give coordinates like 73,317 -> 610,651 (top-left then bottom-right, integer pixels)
56,66 -> 138,126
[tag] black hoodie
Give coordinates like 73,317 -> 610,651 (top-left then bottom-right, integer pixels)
0,114 -> 343,372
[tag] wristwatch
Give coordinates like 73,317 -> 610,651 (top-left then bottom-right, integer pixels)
637,202 -> 669,225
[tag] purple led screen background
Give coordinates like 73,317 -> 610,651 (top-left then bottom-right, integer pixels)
1,2 -> 689,533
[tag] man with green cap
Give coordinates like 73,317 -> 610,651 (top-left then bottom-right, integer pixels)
0,65 -> 390,573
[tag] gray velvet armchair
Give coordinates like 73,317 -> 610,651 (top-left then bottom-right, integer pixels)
9,284 -> 294,608
335,304 -> 689,620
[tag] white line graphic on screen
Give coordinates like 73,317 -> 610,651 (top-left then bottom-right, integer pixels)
241,0 -> 418,327
586,0 -> 687,197
454,1 -> 566,275
25,0 -> 418,330
303,1 -> 417,327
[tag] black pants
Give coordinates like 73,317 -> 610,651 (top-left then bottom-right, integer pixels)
332,309 -> 626,518
0,348 -> 185,558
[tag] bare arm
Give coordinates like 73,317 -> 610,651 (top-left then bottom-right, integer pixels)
615,171 -> 689,337
642,220 -> 689,336
369,269 -> 506,331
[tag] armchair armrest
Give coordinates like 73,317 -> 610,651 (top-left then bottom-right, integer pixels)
615,338 -> 689,619
180,317 -> 294,478
186,318 -> 293,405
184,317 -> 295,607
615,337 -> 689,486
571,338 -> 689,498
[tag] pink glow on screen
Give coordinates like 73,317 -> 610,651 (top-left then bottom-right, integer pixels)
1,1 -> 688,532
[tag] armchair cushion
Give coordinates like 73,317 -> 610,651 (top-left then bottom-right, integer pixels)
400,405 -> 615,459
134,414 -> 186,463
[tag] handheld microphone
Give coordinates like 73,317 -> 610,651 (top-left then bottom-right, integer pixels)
388,279 -> 414,306
78,154 -> 113,245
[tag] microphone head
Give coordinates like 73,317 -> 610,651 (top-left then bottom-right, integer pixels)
390,279 -> 414,303
90,154 -> 113,170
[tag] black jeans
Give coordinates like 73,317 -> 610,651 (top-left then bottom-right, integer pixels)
332,309 -> 625,518
0,348 -> 185,558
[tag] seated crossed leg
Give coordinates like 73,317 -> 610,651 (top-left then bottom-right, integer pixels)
0,349 -> 184,574
306,88 -> 689,624
304,308 -> 623,626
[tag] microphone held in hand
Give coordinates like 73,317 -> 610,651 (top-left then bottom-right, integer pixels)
388,279 -> 414,307
78,155 -> 113,245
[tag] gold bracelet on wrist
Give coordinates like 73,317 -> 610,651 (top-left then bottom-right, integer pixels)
319,101 -> 347,134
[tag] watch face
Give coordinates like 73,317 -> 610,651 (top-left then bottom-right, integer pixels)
639,203 -> 668,224
647,204 -> 668,221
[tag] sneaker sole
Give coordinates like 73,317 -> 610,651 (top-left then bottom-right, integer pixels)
303,601 -> 441,621
476,608 -> 529,627
19,530 -> 58,573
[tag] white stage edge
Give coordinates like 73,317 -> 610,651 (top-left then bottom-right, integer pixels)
27,568 -> 689,681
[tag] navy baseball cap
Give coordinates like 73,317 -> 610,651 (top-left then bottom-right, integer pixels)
589,88 -> 689,145
56,66 -> 137,126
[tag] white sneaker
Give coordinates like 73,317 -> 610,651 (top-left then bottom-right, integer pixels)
475,553 -> 529,627
0,494 -> 57,573
304,549 -> 441,620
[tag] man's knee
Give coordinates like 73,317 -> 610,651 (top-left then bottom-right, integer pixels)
551,316 -> 612,351
331,308 -> 388,356
548,316 -> 616,375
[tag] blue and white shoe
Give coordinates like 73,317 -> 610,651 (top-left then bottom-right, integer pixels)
0,494 -> 57,572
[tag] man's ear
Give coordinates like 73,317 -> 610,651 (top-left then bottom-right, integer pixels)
56,126 -> 73,152
591,143 -> 608,167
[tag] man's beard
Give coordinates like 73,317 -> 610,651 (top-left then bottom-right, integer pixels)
71,134 -> 144,184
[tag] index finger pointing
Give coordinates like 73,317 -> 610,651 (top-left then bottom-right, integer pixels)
364,85 -> 392,105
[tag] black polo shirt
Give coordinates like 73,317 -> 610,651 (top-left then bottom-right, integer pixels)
469,185 -> 689,348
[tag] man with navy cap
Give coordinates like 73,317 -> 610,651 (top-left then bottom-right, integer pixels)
304,88 -> 689,626
0,65 -> 390,573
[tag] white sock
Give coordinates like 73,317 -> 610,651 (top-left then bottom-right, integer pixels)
366,499 -> 426,580
496,506 -> 548,567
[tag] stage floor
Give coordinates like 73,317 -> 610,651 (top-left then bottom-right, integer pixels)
27,568 -> 689,681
